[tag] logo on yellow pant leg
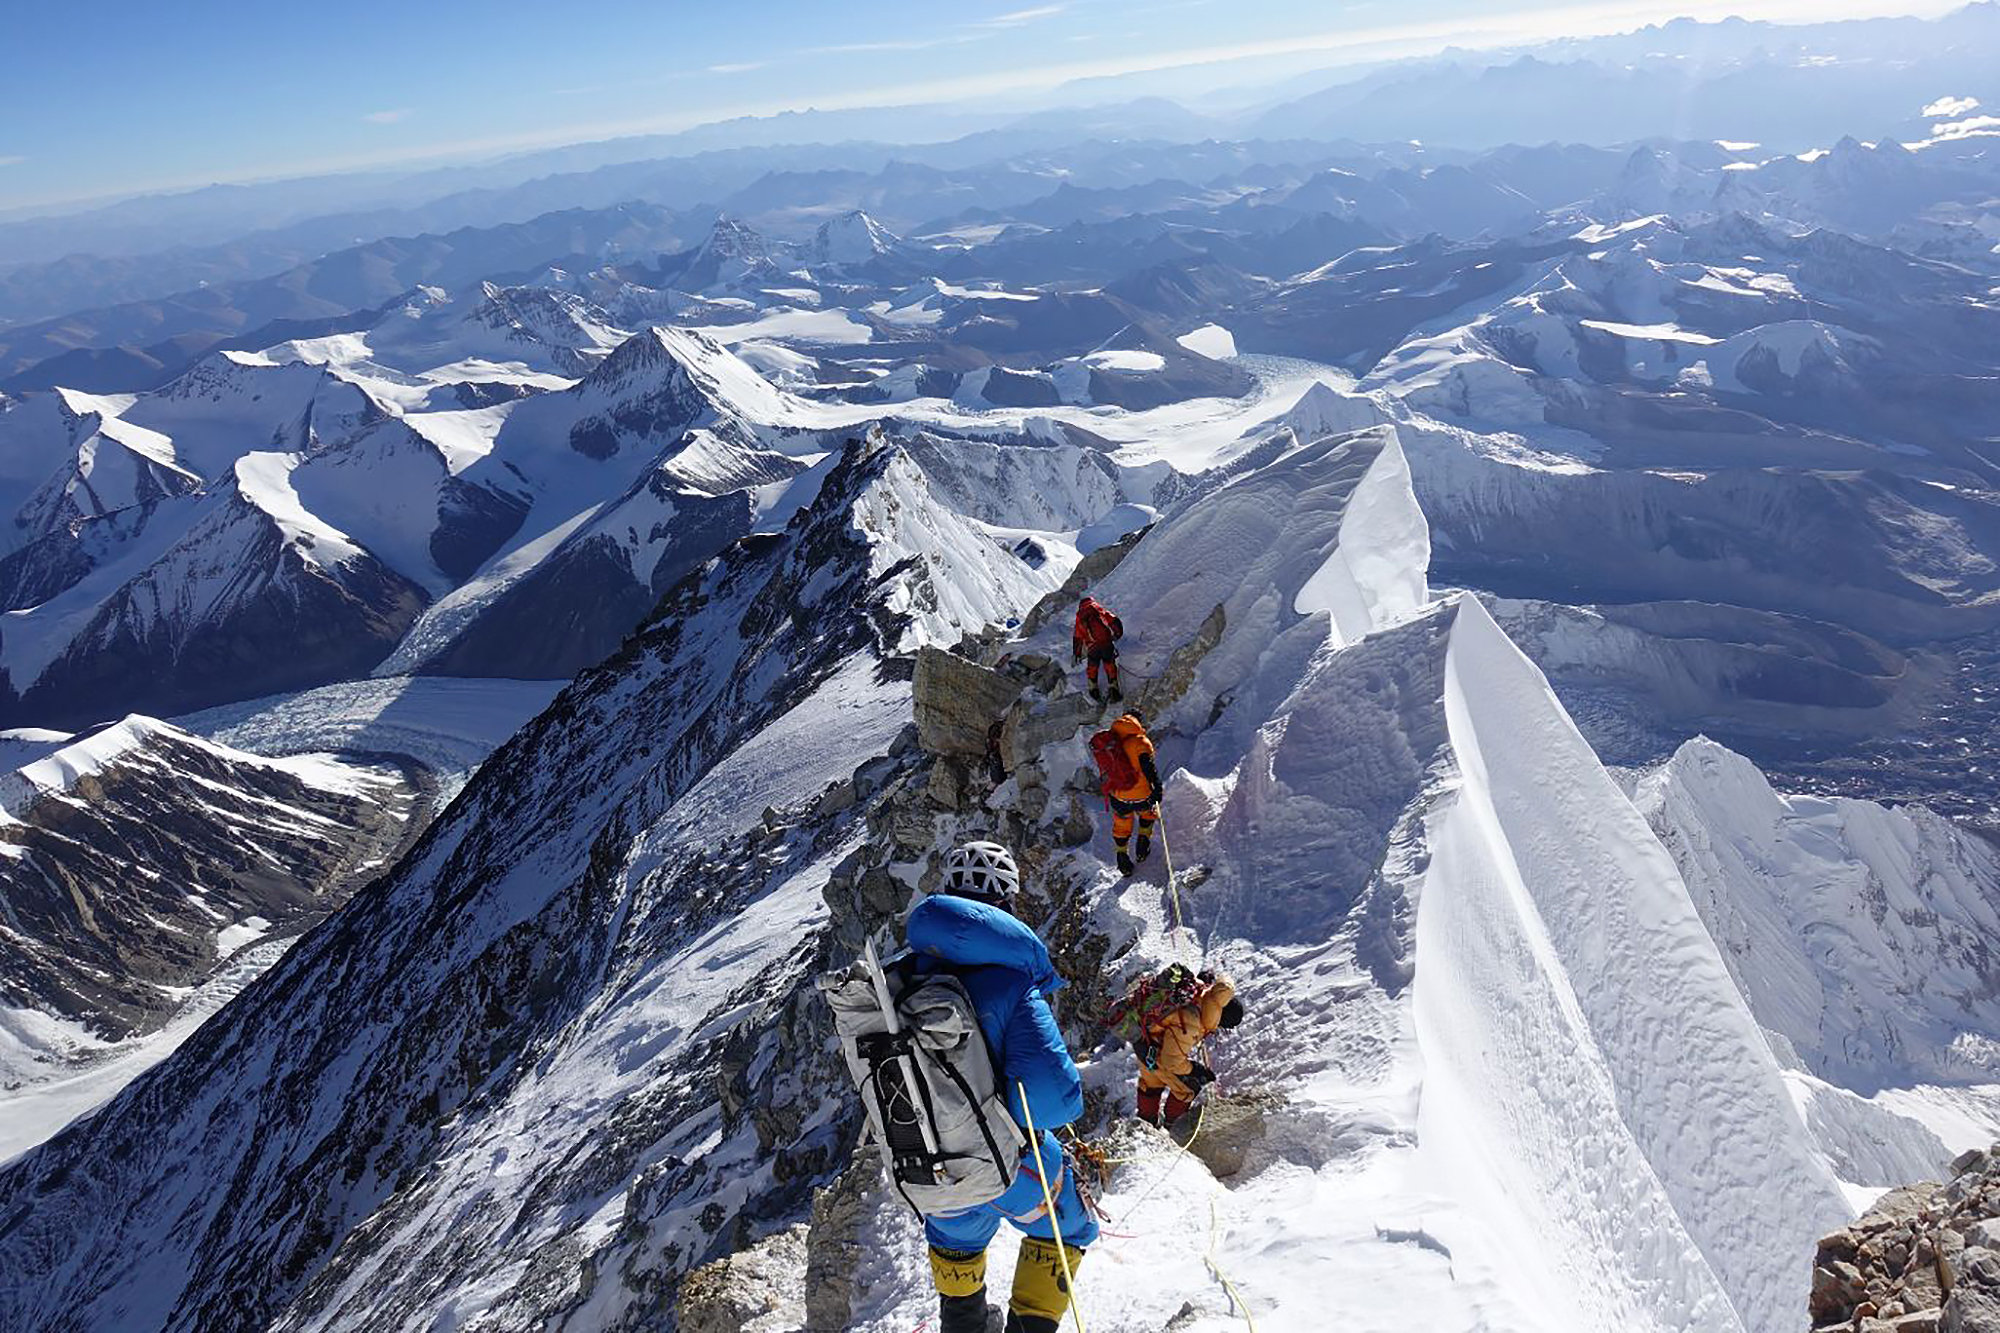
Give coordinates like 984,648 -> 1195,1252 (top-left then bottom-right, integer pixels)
1009,1236 -> 1086,1321
928,1246 -> 987,1298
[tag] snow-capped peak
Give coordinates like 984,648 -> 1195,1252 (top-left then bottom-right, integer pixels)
574,325 -> 793,428
811,210 -> 900,267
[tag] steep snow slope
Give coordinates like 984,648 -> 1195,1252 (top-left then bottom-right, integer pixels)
690,422 -> 1885,1333
370,327 -> 831,677
0,463 -> 431,726
0,391 -> 199,556
1412,601 -> 1848,1331
1634,738 -> 2000,1179
1014,427 -> 1846,1332
115,352 -> 389,480
0,407 -> 1959,1332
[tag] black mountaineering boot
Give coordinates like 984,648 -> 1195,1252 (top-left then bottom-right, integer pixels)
1004,1314 -> 1060,1333
1109,681 -> 1122,702
1090,683 -> 1102,703
939,1290 -> 991,1333
1134,835 -> 1152,865
1116,847 -> 1135,876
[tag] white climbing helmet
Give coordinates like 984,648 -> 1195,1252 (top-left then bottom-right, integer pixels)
940,840 -> 1020,905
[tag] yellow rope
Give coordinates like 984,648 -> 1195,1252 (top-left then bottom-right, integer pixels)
1019,1082 -> 1088,1333
1156,814 -> 1194,958
1206,1196 -> 1259,1332
1132,820 -> 1256,1330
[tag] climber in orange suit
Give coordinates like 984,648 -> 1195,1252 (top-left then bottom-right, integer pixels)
1101,710 -> 1161,877
1136,972 -> 1242,1127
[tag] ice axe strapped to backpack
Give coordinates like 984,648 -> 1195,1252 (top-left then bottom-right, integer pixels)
820,938 -> 1027,1215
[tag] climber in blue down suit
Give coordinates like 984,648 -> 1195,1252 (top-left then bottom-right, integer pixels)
908,840 -> 1098,1333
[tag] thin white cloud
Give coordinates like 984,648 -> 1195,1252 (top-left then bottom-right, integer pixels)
1923,113 -> 2000,143
0,156 -> 25,168
362,108 -> 412,124
1923,95 -> 1979,118
707,61 -> 767,75
977,5 -> 1064,27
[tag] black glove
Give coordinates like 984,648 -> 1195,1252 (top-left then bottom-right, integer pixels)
1184,1062 -> 1216,1094
1073,647 -> 1083,665
1197,969 -> 1217,983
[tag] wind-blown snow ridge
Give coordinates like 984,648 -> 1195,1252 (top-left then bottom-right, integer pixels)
1419,599 -> 1848,1331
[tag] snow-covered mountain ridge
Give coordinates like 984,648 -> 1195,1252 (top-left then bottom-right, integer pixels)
0,715 -> 424,1155
3,85 -> 2000,1333
0,413 -> 1986,1332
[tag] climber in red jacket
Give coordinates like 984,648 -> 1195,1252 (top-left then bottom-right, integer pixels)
1072,596 -> 1124,703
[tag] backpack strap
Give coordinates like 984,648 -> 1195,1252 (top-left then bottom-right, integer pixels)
920,1044 -> 1015,1184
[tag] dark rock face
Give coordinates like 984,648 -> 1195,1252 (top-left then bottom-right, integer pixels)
566,332 -> 717,461
424,536 -> 658,680
450,380 -> 542,409
430,477 -> 530,582
978,367 -> 1060,408
0,502 -> 167,610
912,647 -> 1026,758
0,721 -> 420,1039
6,505 -> 430,729
423,471 -> 761,680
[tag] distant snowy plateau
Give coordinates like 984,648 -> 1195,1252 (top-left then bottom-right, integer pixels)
1,25 -> 1999,1330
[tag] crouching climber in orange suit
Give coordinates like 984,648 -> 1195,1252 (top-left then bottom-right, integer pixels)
1136,972 -> 1242,1127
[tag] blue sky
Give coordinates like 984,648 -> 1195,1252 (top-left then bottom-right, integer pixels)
0,0 -> 1962,212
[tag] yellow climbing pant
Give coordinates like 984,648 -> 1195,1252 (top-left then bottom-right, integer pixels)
1011,1236 -> 1087,1324
929,1245 -> 987,1298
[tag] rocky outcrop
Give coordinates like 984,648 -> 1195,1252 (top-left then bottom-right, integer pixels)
677,1224 -> 810,1333
1810,1147 -> 2000,1332
1132,602 -> 1225,721
912,646 -> 1028,758
802,1142 -> 878,1332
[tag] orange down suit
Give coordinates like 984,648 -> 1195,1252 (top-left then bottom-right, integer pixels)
1105,713 -> 1159,844
1137,977 -> 1235,1101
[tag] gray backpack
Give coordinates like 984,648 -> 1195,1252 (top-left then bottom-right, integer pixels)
821,939 -> 1026,1214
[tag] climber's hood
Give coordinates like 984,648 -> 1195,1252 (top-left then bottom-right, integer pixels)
906,894 -> 1062,992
